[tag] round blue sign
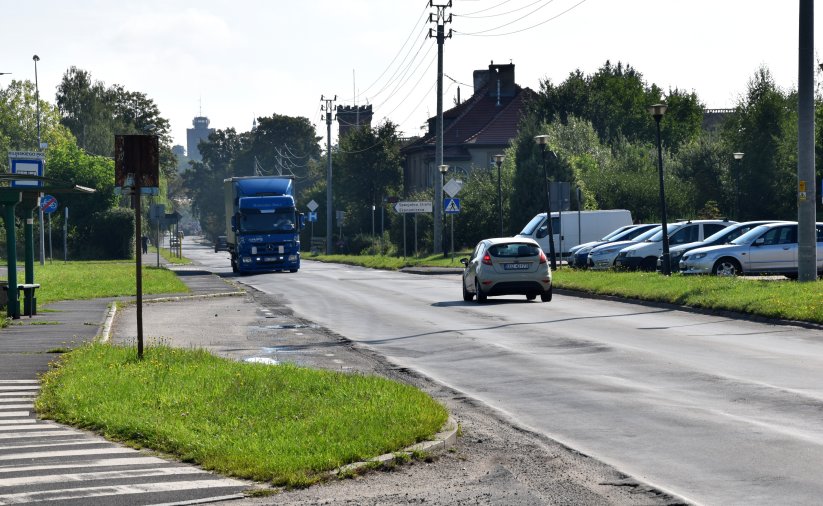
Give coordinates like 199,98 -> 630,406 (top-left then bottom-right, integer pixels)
40,194 -> 58,214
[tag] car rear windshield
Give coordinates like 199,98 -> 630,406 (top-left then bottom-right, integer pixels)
489,243 -> 540,258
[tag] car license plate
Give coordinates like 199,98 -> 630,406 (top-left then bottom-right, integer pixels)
504,263 -> 530,270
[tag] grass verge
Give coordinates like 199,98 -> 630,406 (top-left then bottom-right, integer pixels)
35,343 -> 449,488
306,254 -> 822,324
24,261 -> 189,305
150,246 -> 192,266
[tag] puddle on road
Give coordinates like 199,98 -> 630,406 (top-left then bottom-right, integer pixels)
244,357 -> 280,365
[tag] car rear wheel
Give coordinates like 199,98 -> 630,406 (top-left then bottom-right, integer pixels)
712,258 -> 741,277
475,279 -> 487,303
540,286 -> 553,302
462,280 -> 473,301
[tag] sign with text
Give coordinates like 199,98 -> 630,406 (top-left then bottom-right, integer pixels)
9,151 -> 44,188
394,201 -> 432,213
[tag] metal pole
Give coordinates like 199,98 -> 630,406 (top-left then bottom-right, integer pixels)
451,214 -> 454,261
322,95 -> 335,255
431,4 -> 450,254
539,145 -> 557,270
33,55 -> 45,267
577,186 -> 582,250
48,213 -> 52,262
134,187 -> 144,360
797,0 -> 817,281
654,113 -> 671,276
496,158 -> 503,236
63,207 -> 67,262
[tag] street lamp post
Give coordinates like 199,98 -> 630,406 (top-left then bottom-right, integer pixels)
439,164 -> 448,257
494,154 -> 504,237
649,103 -> 671,276
33,55 -> 45,267
733,152 -> 744,220
534,135 -> 556,270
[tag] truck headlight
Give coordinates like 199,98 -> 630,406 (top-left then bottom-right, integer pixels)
242,256 -> 252,263
288,254 -> 298,262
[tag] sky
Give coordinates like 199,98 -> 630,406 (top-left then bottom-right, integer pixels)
1,0 -> 820,153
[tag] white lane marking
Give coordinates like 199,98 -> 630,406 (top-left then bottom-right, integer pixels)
0,447 -> 138,461
0,430 -> 81,439
0,405 -> 33,410
0,420 -> 35,426
0,381 -> 38,384
0,479 -> 248,503
0,457 -> 167,473
0,466 -> 210,487
0,413 -> 29,419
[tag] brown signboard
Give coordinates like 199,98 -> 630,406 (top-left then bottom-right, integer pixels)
114,135 -> 159,188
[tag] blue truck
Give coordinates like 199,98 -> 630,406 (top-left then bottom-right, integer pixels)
223,176 -> 302,274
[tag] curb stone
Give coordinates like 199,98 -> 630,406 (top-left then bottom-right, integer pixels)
331,416 -> 458,477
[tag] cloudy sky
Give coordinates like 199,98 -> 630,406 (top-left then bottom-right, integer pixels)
2,1 -> 819,151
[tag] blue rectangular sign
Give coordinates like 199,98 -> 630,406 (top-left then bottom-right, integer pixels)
307,211 -> 317,222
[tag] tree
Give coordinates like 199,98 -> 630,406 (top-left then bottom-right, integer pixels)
722,67 -> 798,220
334,121 -> 404,237
182,128 -> 248,240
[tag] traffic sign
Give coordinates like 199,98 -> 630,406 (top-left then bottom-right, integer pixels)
444,198 -> 460,214
40,194 -> 58,214
9,151 -> 44,188
394,201 -> 432,214
307,199 -> 319,212
307,211 -> 317,222
443,178 -> 463,198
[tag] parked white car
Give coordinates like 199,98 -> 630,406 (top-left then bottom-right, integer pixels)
679,222 -> 823,278
588,226 -> 661,270
614,219 -> 735,271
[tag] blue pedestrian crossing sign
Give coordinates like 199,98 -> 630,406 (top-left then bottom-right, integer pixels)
444,198 -> 460,214
307,211 -> 318,222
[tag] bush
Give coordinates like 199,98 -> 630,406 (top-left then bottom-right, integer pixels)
71,208 -> 134,259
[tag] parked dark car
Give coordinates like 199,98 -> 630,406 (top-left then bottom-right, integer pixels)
214,236 -> 228,253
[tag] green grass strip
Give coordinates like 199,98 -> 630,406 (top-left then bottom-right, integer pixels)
24,261 -> 189,304
36,343 -> 448,488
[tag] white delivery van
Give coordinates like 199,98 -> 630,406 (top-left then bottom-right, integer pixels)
517,209 -> 633,261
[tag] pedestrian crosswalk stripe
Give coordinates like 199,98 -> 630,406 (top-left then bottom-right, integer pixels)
0,419 -> 35,425
0,430 -> 82,439
0,386 -> 38,391
0,405 -> 33,410
0,423 -> 59,431
0,457 -> 167,474
0,439 -> 111,451
0,447 -> 138,461
0,412 -> 30,418
0,393 -> 36,398
0,380 -> 39,384
0,466 -> 211,487
0,479 -> 249,503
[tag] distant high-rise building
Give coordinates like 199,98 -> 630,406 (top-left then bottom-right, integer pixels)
186,116 -> 214,162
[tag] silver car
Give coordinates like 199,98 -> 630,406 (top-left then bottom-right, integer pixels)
680,222 -> 823,277
588,226 -> 662,270
461,238 -> 552,303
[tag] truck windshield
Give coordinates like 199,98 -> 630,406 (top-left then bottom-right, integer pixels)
240,210 -> 295,233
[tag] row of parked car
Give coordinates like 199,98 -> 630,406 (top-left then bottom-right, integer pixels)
568,220 -> 823,278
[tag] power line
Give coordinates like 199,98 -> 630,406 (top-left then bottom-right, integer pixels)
457,0 -> 513,16
454,0 -> 544,19
455,0 -> 587,36
456,0 -> 555,35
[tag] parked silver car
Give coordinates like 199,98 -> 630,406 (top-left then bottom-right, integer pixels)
679,222 -> 823,277
660,220 -> 778,272
461,238 -> 552,303
588,226 -> 661,270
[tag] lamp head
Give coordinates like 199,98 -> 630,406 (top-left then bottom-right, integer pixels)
534,135 -> 549,146
493,154 -> 504,164
733,152 -> 744,160
438,164 -> 449,174
648,103 -> 667,118
32,55 -> 40,62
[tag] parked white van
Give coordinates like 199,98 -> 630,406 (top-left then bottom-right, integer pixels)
517,210 -> 633,260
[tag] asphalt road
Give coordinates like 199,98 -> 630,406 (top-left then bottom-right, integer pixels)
192,240 -> 823,505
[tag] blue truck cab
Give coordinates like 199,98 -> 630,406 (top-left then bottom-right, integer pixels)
223,176 -> 303,274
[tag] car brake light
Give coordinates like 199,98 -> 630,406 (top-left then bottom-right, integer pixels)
482,253 -> 492,265
539,250 -> 547,264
